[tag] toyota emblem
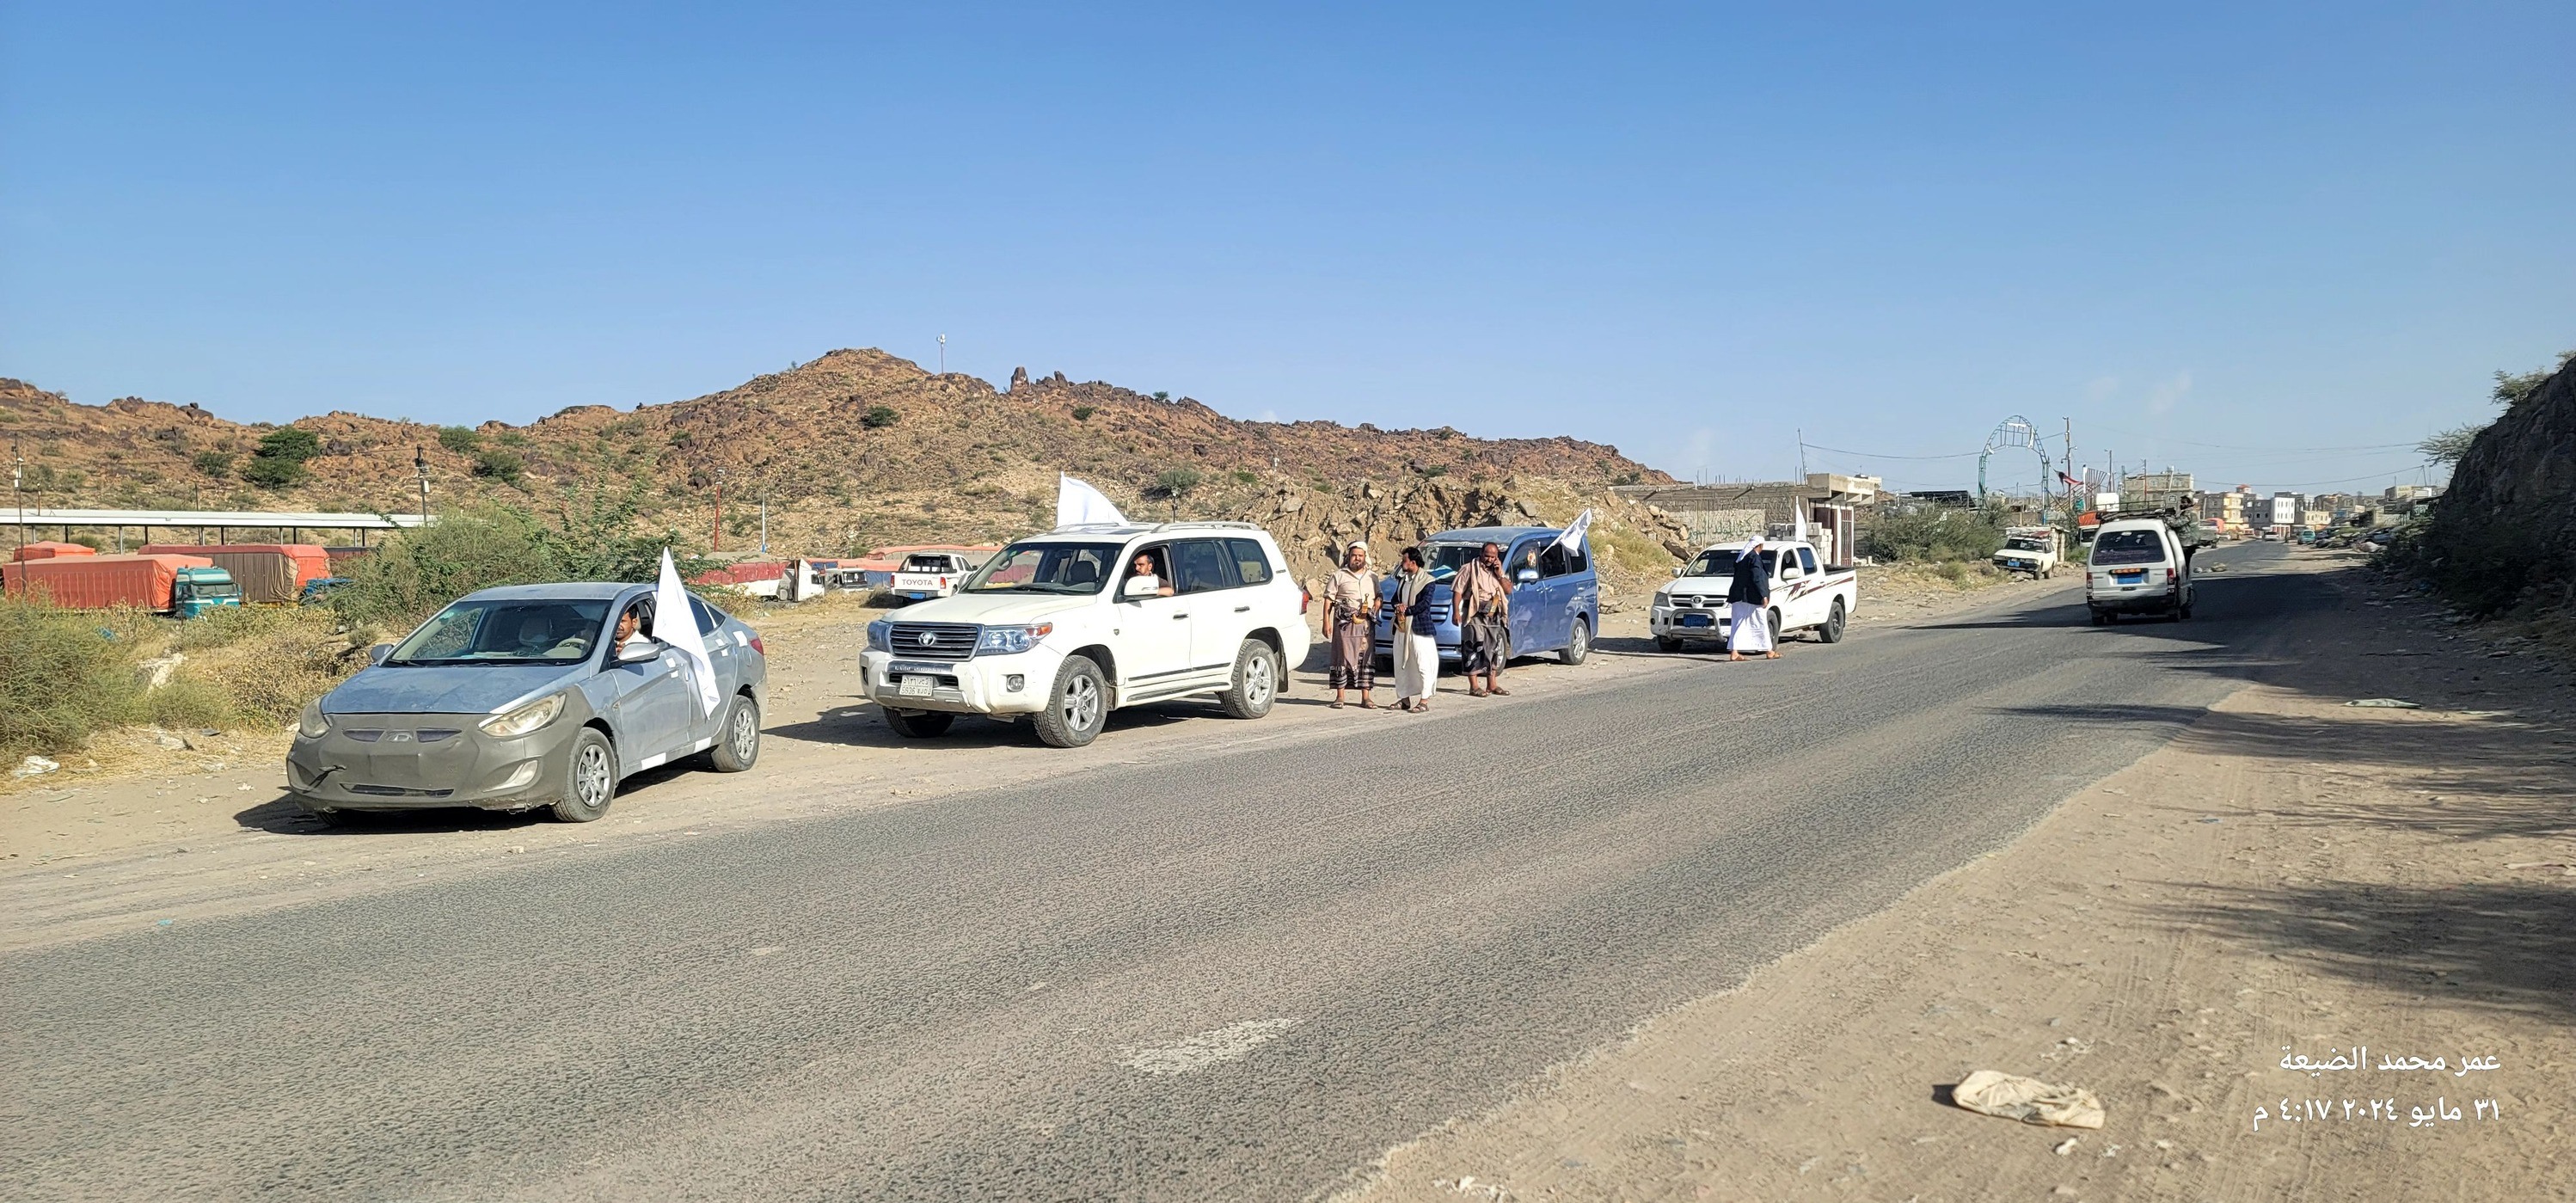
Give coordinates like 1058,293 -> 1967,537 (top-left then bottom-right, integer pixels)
915,631 -> 938,648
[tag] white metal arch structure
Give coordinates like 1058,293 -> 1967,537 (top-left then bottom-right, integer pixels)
1978,416 -> 2051,500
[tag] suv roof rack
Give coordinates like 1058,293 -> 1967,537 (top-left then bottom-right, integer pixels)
1149,519 -> 1261,532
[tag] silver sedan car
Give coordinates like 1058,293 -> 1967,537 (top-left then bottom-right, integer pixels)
288,582 -> 768,823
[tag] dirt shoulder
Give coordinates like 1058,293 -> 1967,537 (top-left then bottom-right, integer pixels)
1346,550 -> 2576,1201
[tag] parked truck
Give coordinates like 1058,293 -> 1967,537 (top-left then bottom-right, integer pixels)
137,543 -> 331,605
1,553 -> 245,617
890,551 -> 980,604
1991,527 -> 2061,579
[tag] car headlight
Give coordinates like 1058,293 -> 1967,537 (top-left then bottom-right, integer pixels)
297,701 -> 331,739
976,623 -> 1054,654
866,618 -> 891,653
479,693 -> 567,738
1653,592 -> 1672,608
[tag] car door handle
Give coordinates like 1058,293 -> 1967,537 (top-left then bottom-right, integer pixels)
1233,605 -> 1251,613
1172,613 -> 1190,620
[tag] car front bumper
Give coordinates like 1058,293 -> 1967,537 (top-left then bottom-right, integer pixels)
286,712 -> 578,813
858,646 -> 1063,715
1649,605 -> 1738,638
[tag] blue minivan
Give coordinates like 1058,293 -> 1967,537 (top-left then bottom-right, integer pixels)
1371,525 -> 1601,666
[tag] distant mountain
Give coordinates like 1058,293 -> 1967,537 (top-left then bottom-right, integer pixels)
1,348 -> 1672,555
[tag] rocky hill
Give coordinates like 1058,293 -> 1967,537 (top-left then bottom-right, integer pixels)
0,349 -> 1671,562
2428,355 -> 2576,616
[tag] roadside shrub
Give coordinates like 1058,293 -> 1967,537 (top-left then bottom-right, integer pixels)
0,595 -> 142,759
1858,504 -> 2008,564
330,494 -> 716,629
143,678 -> 234,732
191,450 -> 235,478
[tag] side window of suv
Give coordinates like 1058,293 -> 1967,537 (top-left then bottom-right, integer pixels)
1776,552 -> 1803,580
1171,539 -> 1236,594
1537,543 -> 1575,577
1224,537 -> 1273,586
1797,547 -> 1819,574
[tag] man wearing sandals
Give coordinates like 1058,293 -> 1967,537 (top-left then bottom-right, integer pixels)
1453,540 -> 1515,697
1389,545 -> 1440,712
1324,541 -> 1380,709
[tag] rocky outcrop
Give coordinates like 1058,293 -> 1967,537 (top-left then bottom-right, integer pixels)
2430,358 -> 2576,613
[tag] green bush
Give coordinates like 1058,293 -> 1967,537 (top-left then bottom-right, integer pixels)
191,450 -> 235,478
1153,467 -> 1202,499
1858,504 -> 2008,564
242,426 -> 321,489
330,494 -> 715,629
0,595 -> 142,759
861,406 -> 899,429
437,425 -> 482,453
470,446 -> 527,487
1071,406 -> 1096,422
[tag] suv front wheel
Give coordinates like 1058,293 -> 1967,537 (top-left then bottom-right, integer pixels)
1034,654 -> 1108,747
1218,639 -> 1279,719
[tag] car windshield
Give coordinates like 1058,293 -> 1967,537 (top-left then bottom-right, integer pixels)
2003,537 -> 2049,552
2090,530 -> 2168,567
1689,549 -> 1779,575
963,542 -> 1122,594
389,598 -> 611,666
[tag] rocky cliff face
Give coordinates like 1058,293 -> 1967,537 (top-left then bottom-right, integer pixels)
2431,358 -> 2576,613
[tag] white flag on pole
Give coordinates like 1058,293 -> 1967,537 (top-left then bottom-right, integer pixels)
1553,507 -> 1594,555
1056,474 -> 1129,528
654,549 -> 721,717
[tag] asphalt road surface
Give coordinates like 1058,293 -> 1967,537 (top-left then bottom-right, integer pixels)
4,543 -> 2317,1202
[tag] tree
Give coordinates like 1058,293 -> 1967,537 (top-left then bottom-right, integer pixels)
242,427 -> 320,489
1153,467 -> 1202,500
437,425 -> 481,453
2420,425 -> 2484,467
470,447 -> 527,487
861,406 -> 899,429
2494,349 -> 2574,410
191,450 -> 234,478
1071,406 -> 1096,422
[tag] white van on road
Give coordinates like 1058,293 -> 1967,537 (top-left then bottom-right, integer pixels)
859,522 -> 1310,747
2086,517 -> 2194,623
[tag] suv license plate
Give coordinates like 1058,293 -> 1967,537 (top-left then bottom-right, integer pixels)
1679,613 -> 1713,628
900,675 -> 935,697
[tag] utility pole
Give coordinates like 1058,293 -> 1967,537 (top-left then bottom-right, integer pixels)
11,438 -> 24,556
414,445 -> 431,527
2062,416 -> 2074,520
758,495 -> 769,555
937,334 -> 947,374
713,470 -> 727,553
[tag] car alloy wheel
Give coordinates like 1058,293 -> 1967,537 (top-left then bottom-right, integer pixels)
575,744 -> 610,805
1063,674 -> 1101,731
729,705 -> 757,759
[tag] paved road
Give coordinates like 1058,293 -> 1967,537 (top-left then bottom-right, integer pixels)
3,543 -> 2320,1202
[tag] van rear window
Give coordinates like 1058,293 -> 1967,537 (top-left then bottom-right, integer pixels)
2090,531 -> 2168,567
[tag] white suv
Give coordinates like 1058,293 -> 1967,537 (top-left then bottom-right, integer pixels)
860,522 -> 1312,747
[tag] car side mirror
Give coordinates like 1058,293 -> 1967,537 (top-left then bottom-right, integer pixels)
368,643 -> 393,666
1671,566 -> 1687,578
1515,568 -> 1540,584
617,639 -> 665,666
1121,577 -> 1158,599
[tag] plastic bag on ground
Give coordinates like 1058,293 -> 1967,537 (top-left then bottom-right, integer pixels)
1950,1069 -> 2106,1129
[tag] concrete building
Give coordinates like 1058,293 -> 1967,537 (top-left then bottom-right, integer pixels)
1612,474 -> 1881,566
2265,492 -> 2301,530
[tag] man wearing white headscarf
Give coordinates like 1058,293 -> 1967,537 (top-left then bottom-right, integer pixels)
1727,538 -> 1778,661
1324,541 -> 1379,709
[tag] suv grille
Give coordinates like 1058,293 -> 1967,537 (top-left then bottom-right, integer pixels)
887,622 -> 978,661
1669,594 -> 1718,608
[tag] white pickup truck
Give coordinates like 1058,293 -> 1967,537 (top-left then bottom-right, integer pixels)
890,552 -> 978,605
1650,538 -> 1857,652
1991,527 -> 2060,579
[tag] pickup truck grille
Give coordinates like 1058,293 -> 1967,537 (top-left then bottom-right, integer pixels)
886,622 -> 978,661
1668,594 -> 1720,609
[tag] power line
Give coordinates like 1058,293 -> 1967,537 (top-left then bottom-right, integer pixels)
2082,424 -> 2420,454
1798,441 -> 1980,461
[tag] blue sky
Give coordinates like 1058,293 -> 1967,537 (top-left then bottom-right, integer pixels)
4,3 -> 2569,494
